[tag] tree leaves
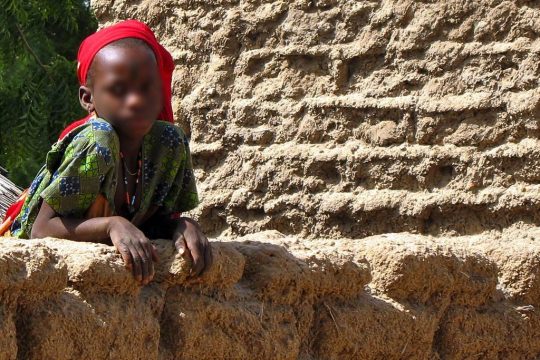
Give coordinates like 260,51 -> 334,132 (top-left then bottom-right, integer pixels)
0,0 -> 97,186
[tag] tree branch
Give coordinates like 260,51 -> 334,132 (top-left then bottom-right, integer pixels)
15,22 -> 50,76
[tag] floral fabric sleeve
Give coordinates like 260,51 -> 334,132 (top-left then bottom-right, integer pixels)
39,126 -> 117,217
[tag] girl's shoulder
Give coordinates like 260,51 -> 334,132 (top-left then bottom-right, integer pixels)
147,120 -> 190,150
68,117 -> 119,155
46,117 -> 120,171
73,117 -> 119,147
58,117 -> 119,150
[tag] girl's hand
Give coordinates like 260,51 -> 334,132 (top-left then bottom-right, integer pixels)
107,216 -> 159,285
173,217 -> 213,277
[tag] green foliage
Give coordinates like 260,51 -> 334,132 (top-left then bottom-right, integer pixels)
0,0 -> 97,186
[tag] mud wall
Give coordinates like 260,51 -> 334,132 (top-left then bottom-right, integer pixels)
1,231 -> 540,359
95,0 -> 540,240
2,0 -> 540,359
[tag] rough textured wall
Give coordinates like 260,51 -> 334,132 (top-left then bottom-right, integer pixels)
95,0 -> 540,239
3,1 -> 540,359
2,232 -> 540,359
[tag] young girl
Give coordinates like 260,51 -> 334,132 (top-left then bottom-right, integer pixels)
0,20 -> 212,285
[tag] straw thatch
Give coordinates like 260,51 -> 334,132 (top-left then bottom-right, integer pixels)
0,167 -> 23,220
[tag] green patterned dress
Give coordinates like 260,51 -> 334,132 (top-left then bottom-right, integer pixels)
10,115 -> 199,238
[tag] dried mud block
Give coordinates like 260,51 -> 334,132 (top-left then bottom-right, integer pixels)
151,239 -> 191,286
152,241 -> 245,290
15,287 -> 163,360
435,305 -> 540,359
44,238 -> 146,295
159,289 -> 306,360
362,120 -> 407,146
189,242 -> 245,290
235,241 -> 315,304
0,238 -> 67,302
0,305 -> 16,360
310,294 -> 437,360
288,240 -> 372,299
232,238 -> 371,304
505,88 -> 540,115
361,235 -> 498,307
301,254 -> 371,299
479,236 -> 540,306
43,238 -> 205,293
439,246 -> 499,307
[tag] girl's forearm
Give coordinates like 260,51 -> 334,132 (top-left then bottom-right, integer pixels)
31,215 -> 116,243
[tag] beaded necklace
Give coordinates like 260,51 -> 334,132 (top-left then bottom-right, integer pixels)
119,149 -> 142,215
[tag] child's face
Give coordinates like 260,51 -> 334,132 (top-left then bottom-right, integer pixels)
79,43 -> 163,139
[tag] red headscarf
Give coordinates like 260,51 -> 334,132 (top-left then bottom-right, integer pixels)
58,19 -> 175,140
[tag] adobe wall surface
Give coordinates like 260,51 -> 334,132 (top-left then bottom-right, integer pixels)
94,0 -> 540,240
2,0 -> 540,359
1,231 -> 540,359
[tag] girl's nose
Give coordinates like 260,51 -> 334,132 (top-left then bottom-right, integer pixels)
125,91 -> 146,110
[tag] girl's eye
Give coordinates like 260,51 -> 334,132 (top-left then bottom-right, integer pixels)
110,84 -> 126,96
140,82 -> 152,93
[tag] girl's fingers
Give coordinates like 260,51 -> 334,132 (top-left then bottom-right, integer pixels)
128,246 -> 143,283
134,239 -> 151,284
142,240 -> 156,280
118,245 -> 133,272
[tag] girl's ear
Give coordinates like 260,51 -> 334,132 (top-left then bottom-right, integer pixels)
79,86 -> 95,114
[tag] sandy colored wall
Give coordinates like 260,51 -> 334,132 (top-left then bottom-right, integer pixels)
1,231 -> 540,359
2,0 -> 540,359
94,0 -> 540,240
